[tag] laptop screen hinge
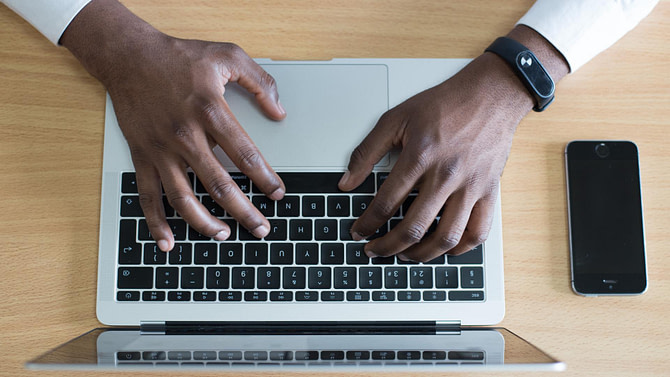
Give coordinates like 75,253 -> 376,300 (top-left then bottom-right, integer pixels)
435,320 -> 462,334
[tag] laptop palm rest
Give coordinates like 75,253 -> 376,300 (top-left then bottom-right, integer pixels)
218,64 -> 389,170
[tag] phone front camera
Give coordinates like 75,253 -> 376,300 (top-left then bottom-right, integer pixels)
595,143 -> 610,158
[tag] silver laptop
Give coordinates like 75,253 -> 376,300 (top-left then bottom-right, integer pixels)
27,59 -> 564,372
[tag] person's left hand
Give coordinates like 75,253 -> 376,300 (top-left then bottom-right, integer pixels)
338,53 -> 533,262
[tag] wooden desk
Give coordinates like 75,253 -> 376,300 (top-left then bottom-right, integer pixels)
1,1 -> 668,376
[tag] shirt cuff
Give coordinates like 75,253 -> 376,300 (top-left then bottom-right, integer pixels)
517,0 -> 658,72
1,0 -> 93,45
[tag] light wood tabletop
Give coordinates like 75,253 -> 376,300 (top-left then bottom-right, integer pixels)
1,1 -> 668,376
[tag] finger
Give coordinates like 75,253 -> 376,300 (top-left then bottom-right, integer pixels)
445,192 -> 496,256
364,173 -> 452,258
338,111 -> 399,192
202,97 -> 285,201
158,162 -> 232,241
401,190 -> 476,262
134,162 -> 174,252
349,146 -> 425,241
224,44 -> 286,120
187,148 -> 271,239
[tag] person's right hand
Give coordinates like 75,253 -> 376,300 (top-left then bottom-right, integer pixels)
61,0 -> 286,251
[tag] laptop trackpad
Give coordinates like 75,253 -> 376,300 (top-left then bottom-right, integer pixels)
218,64 -> 389,169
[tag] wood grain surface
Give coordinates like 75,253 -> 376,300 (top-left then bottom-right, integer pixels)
1,1 -> 668,376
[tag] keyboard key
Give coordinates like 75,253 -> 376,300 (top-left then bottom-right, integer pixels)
244,351 -> 268,361
352,195 -> 374,217
302,196 -> 325,217
244,291 -> 268,301
308,267 -> 331,289
425,254 -> 445,264
296,243 -> 318,264
398,291 -> 421,301
410,267 -> 433,288
167,219 -> 187,240
314,219 -> 338,240
289,219 -> 312,241
448,351 -> 484,361
371,256 -> 395,265
274,173 -> 374,194
294,351 -> 319,360
194,243 -> 218,264
218,351 -> 242,361
168,351 -> 191,361
270,351 -> 293,361
295,291 -> 319,301
339,219 -> 355,241
320,243 -> 344,264
346,243 -> 369,264
206,267 -> 229,289
121,173 -> 138,193
346,291 -> 370,301
447,245 -> 483,264
168,244 -> 192,264
333,267 -> 356,289
188,226 -> 211,241
449,291 -> 485,301
384,267 -> 408,288
138,219 -> 152,241
117,291 -> 140,301
181,267 -> 204,289
230,173 -> 251,193
461,267 -> 484,288
156,267 -> 178,289
168,291 -> 191,301
435,267 -> 458,288
231,267 -> 255,289
376,172 -> 389,190
327,196 -> 350,217
120,195 -> 144,217
372,351 -> 395,360
220,243 -> 243,264
201,195 -> 225,217
398,351 -> 421,360
270,243 -> 293,264
321,291 -> 345,301
346,351 -> 370,360
283,267 -> 306,289
270,291 -> 293,301
321,351 -> 345,360
372,291 -> 396,301
423,351 -> 447,360
194,291 -> 217,301
368,223 -> 388,240
118,220 -> 141,264
277,196 -> 300,217
257,267 -> 281,289
265,219 -> 287,240
245,243 -> 268,264
359,267 -> 383,289
193,351 -> 217,361
219,291 -> 242,301
117,352 -> 141,361
252,196 -> 275,217
142,291 -> 165,301
423,291 -> 447,301
118,267 -> 153,289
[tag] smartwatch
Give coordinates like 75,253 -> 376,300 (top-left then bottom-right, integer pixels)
485,37 -> 555,112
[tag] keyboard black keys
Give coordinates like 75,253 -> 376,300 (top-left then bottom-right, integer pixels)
118,267 -> 152,289
320,243 -> 344,264
156,267 -> 178,289
168,244 -> 192,264
231,267 -> 254,289
270,243 -> 293,264
314,219 -> 338,240
118,219 -> 141,264
410,267 -> 433,288
296,243 -> 318,264
384,267 -> 408,288
220,243 -> 243,264
359,267 -> 383,289
181,267 -> 204,289
302,196 -> 325,217
194,243 -> 218,264
277,196 -> 300,217
289,219 -> 312,240
308,267 -> 331,289
327,196 -> 350,217
258,267 -> 281,289
244,243 -> 268,264
206,267 -> 229,289
461,267 -> 484,288
333,267 -> 356,289
283,267 -> 306,289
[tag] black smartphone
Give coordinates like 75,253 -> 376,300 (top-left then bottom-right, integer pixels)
565,141 -> 647,296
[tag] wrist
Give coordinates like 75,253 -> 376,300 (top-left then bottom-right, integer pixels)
60,0 -> 165,87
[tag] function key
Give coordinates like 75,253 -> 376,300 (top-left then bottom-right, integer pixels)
168,351 -> 192,361
219,351 -> 242,360
398,351 -> 421,360
117,291 -> 140,301
422,351 -> 446,360
346,351 -> 370,360
193,351 -> 217,361
371,351 -> 395,360
117,352 -> 141,361
121,172 -> 138,193
168,291 -> 191,301
321,351 -> 345,360
143,351 -> 166,361
294,351 -> 319,361
142,291 -> 166,301
270,351 -> 293,361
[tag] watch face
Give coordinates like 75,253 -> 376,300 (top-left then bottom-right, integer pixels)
515,51 -> 554,99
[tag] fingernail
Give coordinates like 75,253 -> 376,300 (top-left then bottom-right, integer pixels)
269,187 -> 285,201
351,231 -> 365,241
277,100 -> 286,116
213,229 -> 229,241
365,249 -> 378,258
251,224 -> 270,239
397,253 -> 411,262
157,239 -> 171,252
338,170 -> 351,187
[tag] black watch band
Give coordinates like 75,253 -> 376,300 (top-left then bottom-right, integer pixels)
485,37 -> 555,112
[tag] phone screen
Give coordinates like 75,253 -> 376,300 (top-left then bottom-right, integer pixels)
565,141 -> 647,295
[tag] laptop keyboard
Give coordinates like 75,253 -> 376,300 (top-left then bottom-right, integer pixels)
116,172 -> 485,303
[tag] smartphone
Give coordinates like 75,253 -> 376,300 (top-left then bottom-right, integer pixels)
565,140 -> 647,296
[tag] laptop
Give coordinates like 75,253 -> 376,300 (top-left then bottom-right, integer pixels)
27,58 -> 564,371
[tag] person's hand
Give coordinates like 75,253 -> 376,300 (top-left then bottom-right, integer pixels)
338,26 -> 568,262
61,0 -> 286,251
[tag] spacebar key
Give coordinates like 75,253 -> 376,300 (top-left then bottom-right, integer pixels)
270,173 -> 375,194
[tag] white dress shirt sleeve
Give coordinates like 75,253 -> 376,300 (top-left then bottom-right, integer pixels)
1,0 -> 92,45
518,0 -> 658,72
